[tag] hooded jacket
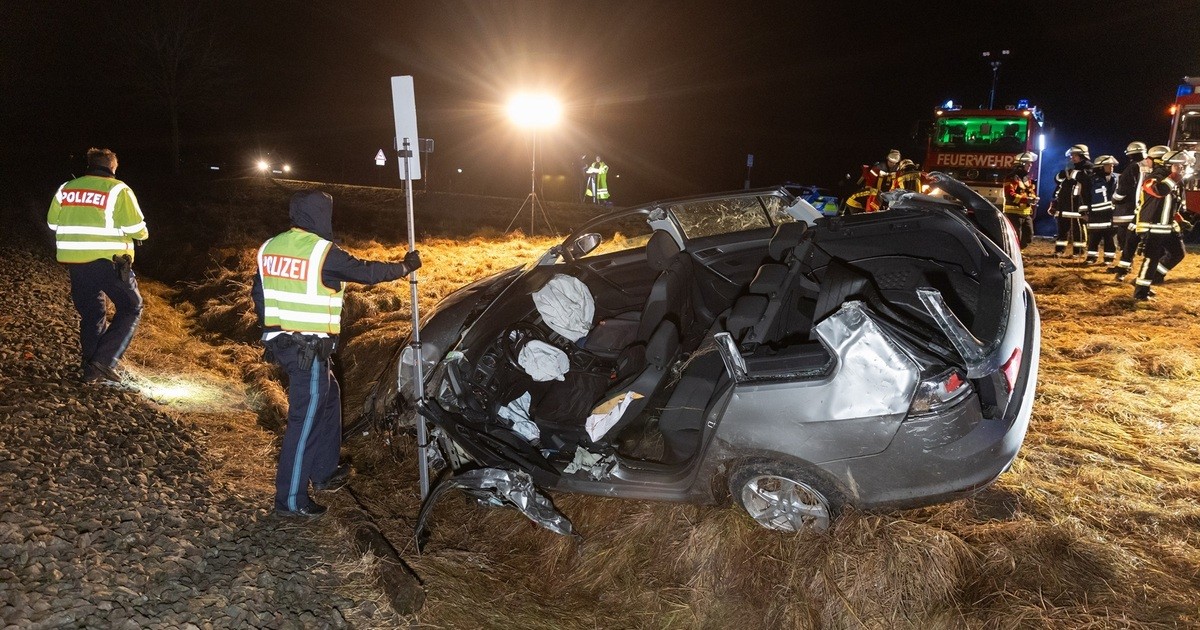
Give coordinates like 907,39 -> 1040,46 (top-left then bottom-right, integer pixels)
251,190 -> 413,335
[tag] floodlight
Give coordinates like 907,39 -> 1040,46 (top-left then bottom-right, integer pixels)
507,94 -> 561,128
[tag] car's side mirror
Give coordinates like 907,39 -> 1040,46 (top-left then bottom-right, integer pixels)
565,232 -> 602,261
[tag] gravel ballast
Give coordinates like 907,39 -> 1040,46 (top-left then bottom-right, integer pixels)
0,242 -> 408,629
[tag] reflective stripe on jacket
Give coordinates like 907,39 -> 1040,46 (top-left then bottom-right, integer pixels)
257,229 -> 346,334
46,176 -> 148,263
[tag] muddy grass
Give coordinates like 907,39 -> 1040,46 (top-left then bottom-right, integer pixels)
126,178 -> 1200,628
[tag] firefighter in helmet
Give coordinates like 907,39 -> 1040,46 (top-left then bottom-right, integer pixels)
1114,144 -> 1170,281
1050,144 -> 1090,257
1002,151 -> 1038,249
1132,150 -> 1191,300
893,159 -> 922,192
1084,155 -> 1119,265
1108,141 -> 1147,264
844,149 -> 901,214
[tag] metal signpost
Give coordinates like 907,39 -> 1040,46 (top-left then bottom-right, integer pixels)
391,76 -> 430,499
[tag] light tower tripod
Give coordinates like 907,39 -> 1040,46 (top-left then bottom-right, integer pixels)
506,131 -> 558,235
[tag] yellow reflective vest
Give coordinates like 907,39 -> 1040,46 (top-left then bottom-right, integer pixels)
47,175 -> 148,263
257,229 -> 345,334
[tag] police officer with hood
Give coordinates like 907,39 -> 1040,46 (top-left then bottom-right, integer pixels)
252,190 -> 421,517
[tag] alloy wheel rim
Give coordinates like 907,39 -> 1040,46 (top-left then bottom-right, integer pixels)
742,474 -> 831,532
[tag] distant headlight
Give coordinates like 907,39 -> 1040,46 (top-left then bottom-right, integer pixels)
282,164 -> 292,173
256,160 -> 269,172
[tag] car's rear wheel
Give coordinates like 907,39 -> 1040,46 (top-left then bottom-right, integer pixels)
729,461 -> 842,532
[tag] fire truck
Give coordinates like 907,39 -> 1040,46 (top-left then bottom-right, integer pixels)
925,101 -> 1044,208
1168,76 -> 1200,210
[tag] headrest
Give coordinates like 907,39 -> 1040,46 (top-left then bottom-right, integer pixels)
768,221 -> 808,261
749,263 -> 787,296
646,230 -> 681,271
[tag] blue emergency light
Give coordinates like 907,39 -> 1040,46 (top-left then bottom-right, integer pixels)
1178,84 -> 1195,97
1017,99 -> 1029,109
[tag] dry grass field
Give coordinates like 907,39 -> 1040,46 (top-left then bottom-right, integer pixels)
114,178 -> 1200,628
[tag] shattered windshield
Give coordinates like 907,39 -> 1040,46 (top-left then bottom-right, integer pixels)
670,194 -> 791,239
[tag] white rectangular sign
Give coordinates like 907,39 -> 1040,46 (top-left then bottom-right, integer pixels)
390,75 -> 422,179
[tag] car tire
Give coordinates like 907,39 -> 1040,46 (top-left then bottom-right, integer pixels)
728,459 -> 844,533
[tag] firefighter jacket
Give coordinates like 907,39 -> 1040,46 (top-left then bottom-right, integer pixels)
867,161 -> 896,193
252,191 -> 414,338
1137,166 -> 1184,234
1003,172 -> 1037,216
1111,161 -> 1142,221
1086,171 -> 1117,229
1052,169 -> 1080,217
1068,159 -> 1095,219
585,160 -> 610,200
893,170 -> 922,192
46,168 -> 148,264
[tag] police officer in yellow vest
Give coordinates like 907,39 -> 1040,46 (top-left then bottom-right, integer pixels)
252,190 -> 420,517
46,148 -> 149,383
585,155 -> 609,203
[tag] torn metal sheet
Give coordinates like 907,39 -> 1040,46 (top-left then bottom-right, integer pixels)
532,274 -> 594,342
497,391 -> 540,442
415,468 -> 576,548
809,300 -> 920,421
562,446 -> 617,480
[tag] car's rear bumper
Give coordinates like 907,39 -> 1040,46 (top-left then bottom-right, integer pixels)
818,285 -> 1040,511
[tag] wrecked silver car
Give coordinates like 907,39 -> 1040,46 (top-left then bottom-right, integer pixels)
367,174 -> 1041,534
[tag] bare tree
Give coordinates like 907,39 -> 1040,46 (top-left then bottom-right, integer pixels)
113,1 -> 237,173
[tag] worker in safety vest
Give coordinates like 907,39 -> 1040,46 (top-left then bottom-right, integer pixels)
46,148 -> 149,384
1084,155 -> 1119,265
1114,145 -> 1169,281
252,190 -> 421,517
1002,151 -> 1038,249
585,156 -> 610,203
1132,150 -> 1192,300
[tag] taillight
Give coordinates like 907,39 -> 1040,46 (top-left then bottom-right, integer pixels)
910,369 -> 972,413
1000,347 -> 1022,393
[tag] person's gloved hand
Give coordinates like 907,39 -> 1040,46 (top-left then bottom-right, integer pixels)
404,249 -> 422,273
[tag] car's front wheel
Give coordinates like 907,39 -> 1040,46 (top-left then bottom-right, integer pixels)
729,461 -> 843,532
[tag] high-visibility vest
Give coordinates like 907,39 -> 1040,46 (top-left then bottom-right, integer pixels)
586,161 -> 610,200
257,229 -> 345,334
46,175 -> 148,263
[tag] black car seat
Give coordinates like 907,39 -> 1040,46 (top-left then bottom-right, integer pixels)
726,222 -> 819,348
585,230 -> 695,358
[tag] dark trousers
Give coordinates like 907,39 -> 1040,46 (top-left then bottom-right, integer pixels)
1113,219 -> 1135,249
1115,228 -> 1144,273
1134,232 -> 1187,297
1004,213 -> 1034,249
268,339 -> 342,511
1085,226 -> 1116,264
1054,216 -> 1085,255
67,259 -> 142,369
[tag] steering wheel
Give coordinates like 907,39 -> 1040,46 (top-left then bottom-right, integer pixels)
500,322 -> 548,368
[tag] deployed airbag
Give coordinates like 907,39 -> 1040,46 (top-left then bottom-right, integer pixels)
518,340 -> 569,382
533,274 -> 594,342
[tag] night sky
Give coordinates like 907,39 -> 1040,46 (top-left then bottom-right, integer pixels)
6,1 -> 1200,204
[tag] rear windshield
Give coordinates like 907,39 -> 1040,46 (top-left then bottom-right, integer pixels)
669,194 -> 794,239
934,116 -> 1029,152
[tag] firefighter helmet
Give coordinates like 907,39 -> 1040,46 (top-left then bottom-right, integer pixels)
887,149 -> 901,163
1015,151 -> 1037,165
1065,144 -> 1090,158
1164,150 -> 1191,166
1094,155 -> 1119,167
897,158 -> 916,171
1125,141 -> 1147,155
1147,145 -> 1170,160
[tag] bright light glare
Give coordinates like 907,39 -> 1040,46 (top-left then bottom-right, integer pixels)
282,164 -> 291,173
1039,134 -> 1045,151
507,94 -> 561,128
256,160 -> 269,171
